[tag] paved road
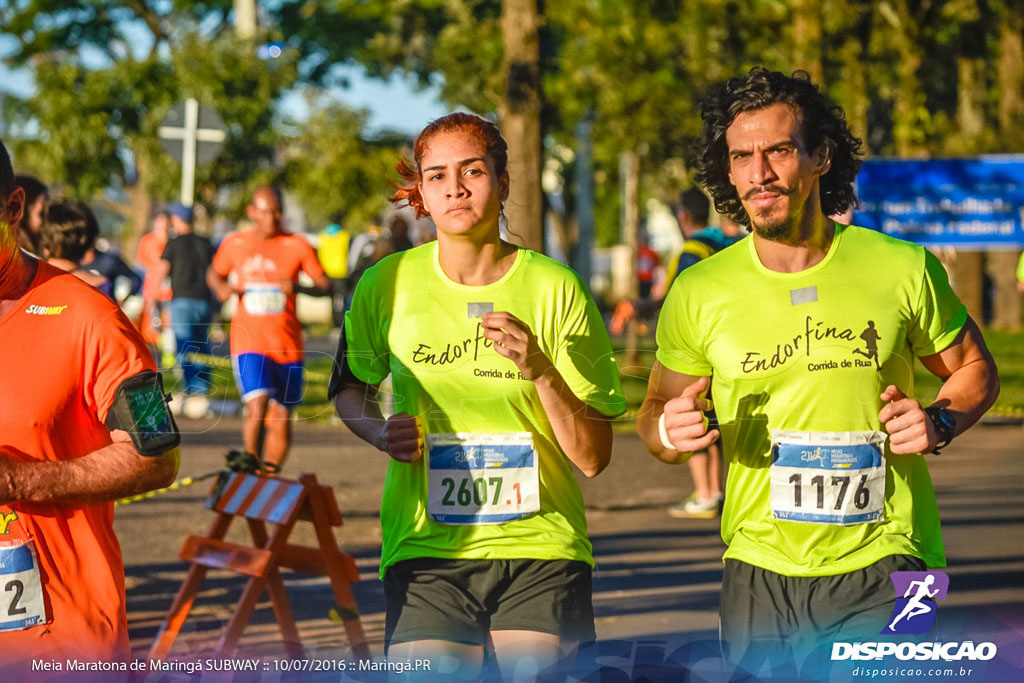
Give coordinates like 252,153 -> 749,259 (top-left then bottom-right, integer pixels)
116,415 -> 1024,675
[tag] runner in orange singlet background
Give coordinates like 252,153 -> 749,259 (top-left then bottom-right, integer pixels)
207,186 -> 329,472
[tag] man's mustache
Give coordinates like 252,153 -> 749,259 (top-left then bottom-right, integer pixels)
743,185 -> 792,200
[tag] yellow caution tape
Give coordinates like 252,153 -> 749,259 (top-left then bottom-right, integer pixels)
114,470 -> 222,507
184,352 -> 331,381
115,450 -> 293,506
183,352 -> 232,370
329,606 -> 362,623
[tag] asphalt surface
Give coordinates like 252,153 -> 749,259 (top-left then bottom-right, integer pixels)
113,409 -> 1024,675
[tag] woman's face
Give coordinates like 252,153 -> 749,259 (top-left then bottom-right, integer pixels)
417,131 -> 508,239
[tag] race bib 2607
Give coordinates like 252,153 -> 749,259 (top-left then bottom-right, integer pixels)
426,433 -> 540,525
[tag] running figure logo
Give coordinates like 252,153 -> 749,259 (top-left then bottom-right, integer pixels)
852,320 -> 881,370
801,447 -> 827,466
882,571 -> 949,635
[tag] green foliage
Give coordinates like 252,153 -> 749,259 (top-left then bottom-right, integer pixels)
6,0 -> 1024,247
273,0 -> 389,84
288,0 -> 1024,247
274,0 -> 502,115
283,101 -> 405,229
170,33 -> 299,210
8,58 -> 171,197
1,1 -> 298,235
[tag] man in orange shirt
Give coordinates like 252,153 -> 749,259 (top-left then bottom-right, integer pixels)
208,186 -> 329,472
0,139 -> 179,665
134,209 -> 173,353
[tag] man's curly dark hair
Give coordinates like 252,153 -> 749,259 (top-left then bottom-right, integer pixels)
691,67 -> 864,226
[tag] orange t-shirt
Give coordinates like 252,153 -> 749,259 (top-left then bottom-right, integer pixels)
0,261 -> 154,663
135,231 -> 171,301
212,229 -> 325,363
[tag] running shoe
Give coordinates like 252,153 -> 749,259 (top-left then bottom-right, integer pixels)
668,492 -> 723,519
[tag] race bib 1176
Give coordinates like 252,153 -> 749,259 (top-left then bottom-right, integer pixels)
769,430 -> 888,526
426,433 -> 540,525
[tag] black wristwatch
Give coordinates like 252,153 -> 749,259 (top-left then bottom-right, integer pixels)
924,405 -> 956,454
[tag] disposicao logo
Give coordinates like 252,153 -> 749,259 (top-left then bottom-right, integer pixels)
882,570 -> 949,635
831,570 -> 998,663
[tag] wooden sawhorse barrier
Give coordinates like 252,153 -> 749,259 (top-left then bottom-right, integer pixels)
148,472 -> 370,661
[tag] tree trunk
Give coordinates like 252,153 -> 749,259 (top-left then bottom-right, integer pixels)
998,6 -> 1024,135
893,50 -> 926,158
573,117 -> 594,289
620,149 -> 641,365
791,0 -> 823,83
988,250 -> 1023,331
956,58 -> 985,143
234,0 -> 257,38
937,249 -> 987,327
620,150 -> 640,298
993,9 -> 1024,331
125,149 -> 153,258
838,37 -> 869,154
890,2 -> 927,158
499,0 -> 543,252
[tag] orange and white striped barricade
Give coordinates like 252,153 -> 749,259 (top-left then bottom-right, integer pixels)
148,472 -> 370,662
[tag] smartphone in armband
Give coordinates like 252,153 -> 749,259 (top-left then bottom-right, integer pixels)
105,370 -> 181,456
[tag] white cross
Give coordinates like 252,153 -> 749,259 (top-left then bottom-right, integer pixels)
158,98 -> 227,207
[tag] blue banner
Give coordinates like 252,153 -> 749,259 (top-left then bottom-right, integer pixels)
853,157 -> 1024,247
428,444 -> 534,470
772,443 -> 882,470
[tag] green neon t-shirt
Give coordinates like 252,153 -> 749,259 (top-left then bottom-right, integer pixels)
656,224 -> 967,577
345,243 -> 626,577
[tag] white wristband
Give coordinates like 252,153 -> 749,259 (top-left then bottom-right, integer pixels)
658,413 -> 677,451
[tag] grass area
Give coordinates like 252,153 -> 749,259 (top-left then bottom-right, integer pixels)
163,350 -> 336,421
166,328 -> 1024,423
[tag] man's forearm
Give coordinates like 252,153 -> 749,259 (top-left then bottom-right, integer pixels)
637,398 -> 688,464
934,359 -> 1000,436
5,441 -> 179,504
922,318 -> 1000,438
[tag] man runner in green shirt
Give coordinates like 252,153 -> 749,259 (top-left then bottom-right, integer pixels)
638,67 -> 1000,672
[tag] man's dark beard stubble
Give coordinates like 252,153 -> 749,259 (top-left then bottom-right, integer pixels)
744,185 -> 795,242
750,215 -> 793,242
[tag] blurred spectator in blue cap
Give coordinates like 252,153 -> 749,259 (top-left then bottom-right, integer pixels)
157,202 -> 214,410
166,202 -> 195,225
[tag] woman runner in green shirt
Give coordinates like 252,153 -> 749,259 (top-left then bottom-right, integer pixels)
329,113 -> 625,680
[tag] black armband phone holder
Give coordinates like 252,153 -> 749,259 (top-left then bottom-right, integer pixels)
105,370 -> 181,456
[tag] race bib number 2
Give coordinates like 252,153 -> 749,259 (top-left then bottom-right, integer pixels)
427,433 -> 540,525
769,430 -> 887,526
0,541 -> 47,632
